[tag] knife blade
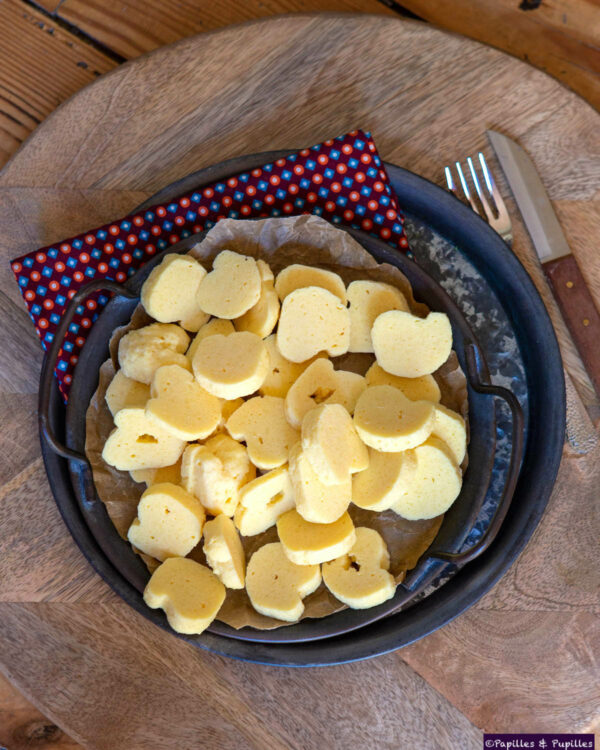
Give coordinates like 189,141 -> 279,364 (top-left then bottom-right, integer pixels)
487,129 -> 600,398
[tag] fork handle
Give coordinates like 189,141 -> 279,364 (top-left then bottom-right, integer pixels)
543,254 -> 600,397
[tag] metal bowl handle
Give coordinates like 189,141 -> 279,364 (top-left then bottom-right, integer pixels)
428,342 -> 525,565
39,279 -> 138,464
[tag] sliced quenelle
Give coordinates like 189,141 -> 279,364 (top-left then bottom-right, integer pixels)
196,250 -> 261,319
143,558 -> 225,634
288,442 -> 351,524
192,331 -> 269,399
246,542 -> 321,622
352,447 -> 417,512
203,515 -> 246,589
146,364 -> 221,441
141,253 -> 209,331
127,482 -> 205,561
277,509 -> 356,566
353,385 -> 435,452
301,403 -> 368,485
391,437 -> 462,520
364,362 -> 441,403
277,287 -> 350,362
118,323 -> 190,385
347,280 -> 409,353
274,264 -> 346,303
322,527 -> 396,609
226,395 -> 299,470
371,310 -> 452,377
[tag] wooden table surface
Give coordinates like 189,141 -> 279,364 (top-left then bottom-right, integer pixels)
0,4 -> 599,750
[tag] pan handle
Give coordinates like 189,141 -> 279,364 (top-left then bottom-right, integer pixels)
427,342 -> 525,565
39,279 -> 138,464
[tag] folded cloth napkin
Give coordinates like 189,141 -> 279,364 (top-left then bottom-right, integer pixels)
11,130 -> 409,401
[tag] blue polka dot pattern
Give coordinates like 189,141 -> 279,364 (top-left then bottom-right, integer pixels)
10,130 -> 408,401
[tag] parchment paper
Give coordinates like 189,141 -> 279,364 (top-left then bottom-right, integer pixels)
86,215 -> 469,630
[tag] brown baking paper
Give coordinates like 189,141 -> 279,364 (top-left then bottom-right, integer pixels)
85,215 -> 468,630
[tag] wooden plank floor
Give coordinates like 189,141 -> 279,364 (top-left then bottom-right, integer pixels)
0,0 -> 598,747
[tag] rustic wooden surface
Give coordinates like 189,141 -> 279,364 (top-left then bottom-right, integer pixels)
56,0 -> 397,59
397,0 -> 600,111
0,0 -> 116,169
0,10 -> 599,750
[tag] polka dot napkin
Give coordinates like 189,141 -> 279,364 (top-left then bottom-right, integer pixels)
11,130 -> 409,401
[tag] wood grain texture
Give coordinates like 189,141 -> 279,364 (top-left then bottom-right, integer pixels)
403,437 -> 600,732
544,254 -> 600,397
0,0 -> 116,168
0,672 -> 82,750
0,13 -> 598,747
0,603 -> 483,750
396,0 -> 600,111
56,0 -> 397,59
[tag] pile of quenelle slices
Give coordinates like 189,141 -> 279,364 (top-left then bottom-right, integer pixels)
101,249 -> 466,635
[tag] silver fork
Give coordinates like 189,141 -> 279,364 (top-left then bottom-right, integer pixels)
445,153 -> 513,246
444,152 -> 597,454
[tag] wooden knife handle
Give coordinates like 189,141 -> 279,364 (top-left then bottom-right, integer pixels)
544,253 -> 600,397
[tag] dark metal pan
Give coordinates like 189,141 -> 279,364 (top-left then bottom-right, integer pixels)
38,155 -> 563,665
40,224 -> 522,644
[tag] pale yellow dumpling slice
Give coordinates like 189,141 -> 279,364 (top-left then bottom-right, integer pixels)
118,323 -> 190,385
102,408 -> 185,471
146,364 -> 221,441
432,404 -> 467,465
203,515 -> 245,589
353,385 -> 435,452
127,482 -> 205,562
196,250 -> 261,319
364,362 -> 441,403
285,358 -> 367,429
105,369 -> 150,417
352,448 -> 417,512
144,557 -> 225,634
186,318 -> 235,362
277,287 -> 350,362
216,397 -> 244,432
235,466 -> 295,536
192,331 -> 269,399
332,370 -> 368,414
284,358 -> 339,429
226,395 -> 299,470
259,335 -> 324,398
141,254 -> 208,331
301,403 -> 368,485
347,280 -> 409,353
274,264 -> 346,303
246,542 -> 321,622
256,259 -> 274,283
288,442 -> 351,524
180,436 -> 255,517
129,458 -> 181,487
180,308 -> 211,333
205,433 -> 256,486
372,310 -> 452,378
234,265 -> 280,338
392,437 -> 462,520
277,509 -> 356,566
322,527 -> 396,609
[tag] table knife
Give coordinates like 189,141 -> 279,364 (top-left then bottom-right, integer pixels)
488,129 -> 600,398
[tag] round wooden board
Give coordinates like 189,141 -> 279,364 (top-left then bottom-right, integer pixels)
0,14 -> 598,748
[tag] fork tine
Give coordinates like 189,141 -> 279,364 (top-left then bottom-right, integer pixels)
467,156 -> 494,223
444,166 -> 456,193
478,152 -> 510,224
455,161 -> 480,216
